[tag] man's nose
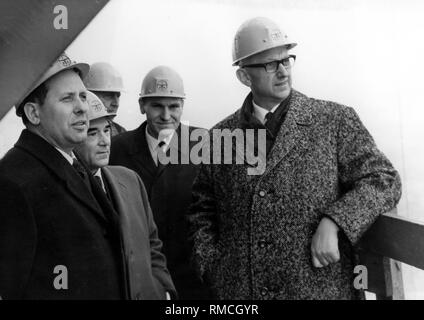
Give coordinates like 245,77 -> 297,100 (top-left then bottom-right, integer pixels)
111,94 -> 119,105
99,131 -> 111,146
276,62 -> 290,77
161,107 -> 171,120
75,96 -> 89,114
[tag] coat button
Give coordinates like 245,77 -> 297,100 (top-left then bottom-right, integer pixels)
260,287 -> 268,297
259,190 -> 266,197
258,239 -> 267,248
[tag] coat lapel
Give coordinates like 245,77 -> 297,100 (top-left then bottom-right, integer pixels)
15,130 -> 108,223
262,90 -> 313,175
101,167 -> 141,260
101,167 -> 127,218
129,122 -> 157,179
155,124 -> 193,177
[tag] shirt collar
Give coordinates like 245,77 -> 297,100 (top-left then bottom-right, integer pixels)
145,125 -> 175,152
93,168 -> 102,178
55,147 -> 75,165
252,100 -> 280,125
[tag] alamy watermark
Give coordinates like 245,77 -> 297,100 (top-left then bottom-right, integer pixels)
157,126 -> 267,175
53,5 -> 68,30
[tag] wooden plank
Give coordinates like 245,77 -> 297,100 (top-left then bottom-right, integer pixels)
359,250 -> 404,300
358,250 -> 388,297
359,209 -> 424,270
384,258 -> 404,300
0,0 -> 109,120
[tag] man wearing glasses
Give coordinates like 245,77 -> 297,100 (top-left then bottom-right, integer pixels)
188,17 -> 401,299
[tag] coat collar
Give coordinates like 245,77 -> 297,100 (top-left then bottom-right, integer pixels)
239,89 -> 313,128
233,89 -> 313,176
15,129 -> 109,223
264,89 -> 313,174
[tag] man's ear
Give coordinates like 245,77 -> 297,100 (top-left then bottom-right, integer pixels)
236,68 -> 252,87
23,102 -> 41,125
138,98 -> 145,114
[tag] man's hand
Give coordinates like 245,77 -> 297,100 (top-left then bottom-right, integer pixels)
311,217 -> 340,268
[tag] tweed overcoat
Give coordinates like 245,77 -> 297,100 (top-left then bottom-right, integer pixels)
110,122 -> 212,299
101,166 -> 176,299
188,90 -> 402,300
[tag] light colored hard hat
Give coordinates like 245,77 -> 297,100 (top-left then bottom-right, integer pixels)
84,62 -> 124,92
139,65 -> 185,99
86,91 -> 116,121
232,17 -> 297,66
16,52 -> 89,116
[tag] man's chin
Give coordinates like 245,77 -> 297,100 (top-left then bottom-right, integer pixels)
96,159 -> 109,168
71,133 -> 88,144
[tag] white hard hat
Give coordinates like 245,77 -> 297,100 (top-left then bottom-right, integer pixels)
232,17 -> 297,66
139,66 -> 185,99
16,52 -> 89,116
86,91 -> 116,121
84,62 -> 124,92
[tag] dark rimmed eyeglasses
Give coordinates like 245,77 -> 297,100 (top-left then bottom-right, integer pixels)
242,55 -> 296,73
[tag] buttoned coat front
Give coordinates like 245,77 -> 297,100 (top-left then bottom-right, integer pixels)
188,90 -> 402,300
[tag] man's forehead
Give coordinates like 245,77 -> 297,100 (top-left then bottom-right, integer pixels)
242,46 -> 289,65
145,97 -> 183,106
89,117 -> 110,130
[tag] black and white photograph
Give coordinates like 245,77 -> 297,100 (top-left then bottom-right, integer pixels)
0,0 -> 423,309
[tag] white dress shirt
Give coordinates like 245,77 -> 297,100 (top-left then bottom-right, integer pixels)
54,147 -> 75,165
145,126 -> 175,166
252,100 -> 280,125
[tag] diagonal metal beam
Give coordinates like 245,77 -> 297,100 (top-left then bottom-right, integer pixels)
0,0 -> 109,120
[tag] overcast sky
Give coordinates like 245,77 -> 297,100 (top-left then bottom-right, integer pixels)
1,0 -> 424,298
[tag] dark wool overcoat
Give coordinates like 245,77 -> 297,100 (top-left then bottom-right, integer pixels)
110,122 -> 212,299
188,90 -> 402,300
0,130 -> 125,299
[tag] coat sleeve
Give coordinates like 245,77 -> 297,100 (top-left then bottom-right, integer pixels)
323,106 -> 402,245
136,175 -> 177,298
0,177 -> 37,299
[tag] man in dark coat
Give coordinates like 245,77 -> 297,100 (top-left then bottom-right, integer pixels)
0,53 -> 169,300
110,66 -> 211,299
0,53 -> 128,299
187,17 -> 402,299
74,91 -> 176,300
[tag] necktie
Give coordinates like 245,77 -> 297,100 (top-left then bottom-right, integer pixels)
72,159 -> 92,191
157,140 -> 167,167
94,175 -> 105,192
264,111 -> 278,137
158,140 -> 166,151
264,112 -> 273,124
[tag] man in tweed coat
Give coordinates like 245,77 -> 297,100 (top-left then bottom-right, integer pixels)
187,17 -> 402,299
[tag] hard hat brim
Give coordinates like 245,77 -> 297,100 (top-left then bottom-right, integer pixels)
87,87 -> 125,93
16,62 -> 90,116
89,113 -> 117,122
232,42 -> 297,66
139,93 -> 186,99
